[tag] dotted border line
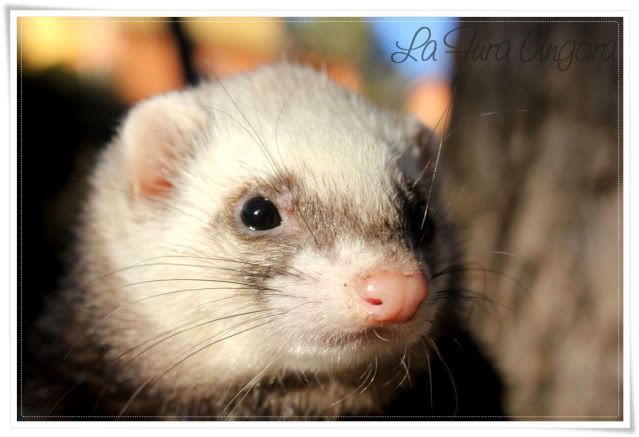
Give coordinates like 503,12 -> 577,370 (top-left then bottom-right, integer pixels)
19,16 -> 23,420
17,16 -> 624,421
616,18 -> 622,421
20,415 -> 623,419
14,18 -> 624,23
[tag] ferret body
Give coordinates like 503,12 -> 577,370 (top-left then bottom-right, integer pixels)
26,64 -> 503,419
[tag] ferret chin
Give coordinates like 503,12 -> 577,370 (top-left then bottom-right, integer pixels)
28,62 -> 504,418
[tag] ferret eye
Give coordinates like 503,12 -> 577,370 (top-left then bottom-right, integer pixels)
241,197 -> 282,231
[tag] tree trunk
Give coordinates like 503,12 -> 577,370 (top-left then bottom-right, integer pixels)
442,19 -> 622,418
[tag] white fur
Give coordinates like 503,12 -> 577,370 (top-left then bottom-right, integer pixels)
79,64 -> 436,399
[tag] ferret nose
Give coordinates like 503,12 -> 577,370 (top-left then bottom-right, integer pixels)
350,270 -> 428,324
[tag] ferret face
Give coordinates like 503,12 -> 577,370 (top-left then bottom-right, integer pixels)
198,140 -> 438,373
88,64 -> 455,399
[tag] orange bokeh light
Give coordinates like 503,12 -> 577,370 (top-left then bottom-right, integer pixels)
406,80 -> 453,136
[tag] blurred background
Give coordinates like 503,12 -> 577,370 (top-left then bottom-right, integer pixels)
18,17 -> 622,419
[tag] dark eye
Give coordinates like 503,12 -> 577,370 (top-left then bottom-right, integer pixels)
241,197 -> 282,231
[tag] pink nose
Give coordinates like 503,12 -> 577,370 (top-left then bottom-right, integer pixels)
350,270 -> 429,324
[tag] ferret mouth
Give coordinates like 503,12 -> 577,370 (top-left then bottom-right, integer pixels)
285,325 -> 422,371
319,327 -> 395,347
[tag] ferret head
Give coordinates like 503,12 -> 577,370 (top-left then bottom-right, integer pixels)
84,64 -> 460,402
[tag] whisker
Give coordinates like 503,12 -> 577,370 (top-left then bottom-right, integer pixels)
411,91 -> 455,188
114,308 -> 276,366
489,250 -> 521,257
97,277 -> 281,294
422,339 -> 434,411
396,348 -> 410,388
77,247 -> 313,294
326,363 -> 373,410
359,356 -> 378,395
91,387 -> 108,415
87,261 -> 305,284
142,253 -> 310,280
274,88 -> 299,172
372,328 -> 390,342
203,60 -> 284,181
64,281 -> 288,360
118,313 -> 285,417
433,264 -> 530,298
45,378 -> 84,417
195,291 -> 303,308
249,76 -> 266,145
440,108 -> 528,146
118,299 -> 312,416
426,336 -> 459,416
221,334 -> 294,416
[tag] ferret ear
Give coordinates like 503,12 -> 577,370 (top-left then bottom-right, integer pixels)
398,119 -> 441,183
120,93 -> 208,197
412,124 -> 440,157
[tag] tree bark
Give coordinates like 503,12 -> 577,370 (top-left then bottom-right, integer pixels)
442,19 -> 622,418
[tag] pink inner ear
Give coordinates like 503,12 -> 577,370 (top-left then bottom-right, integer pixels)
129,140 -> 177,197
123,94 -> 208,198
139,175 -> 173,197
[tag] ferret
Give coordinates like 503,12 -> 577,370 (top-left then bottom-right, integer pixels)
24,63 -> 503,419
